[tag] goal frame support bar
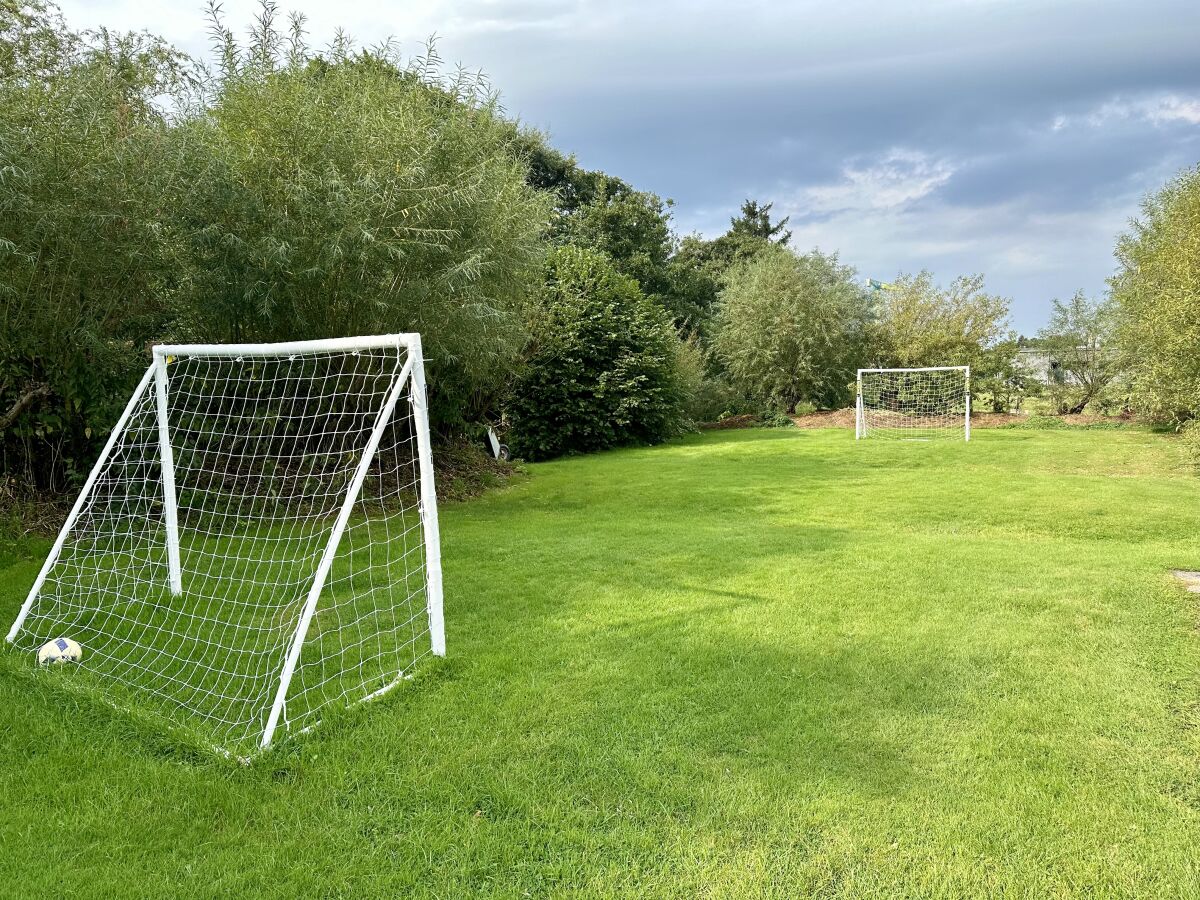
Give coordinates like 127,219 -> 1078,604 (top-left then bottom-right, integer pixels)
855,382 -> 864,440
154,355 -> 183,595
409,336 -> 446,658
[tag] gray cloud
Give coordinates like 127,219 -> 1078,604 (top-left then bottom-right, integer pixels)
61,0 -> 1200,331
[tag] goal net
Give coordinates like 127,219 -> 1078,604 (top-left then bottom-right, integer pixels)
6,334 -> 444,755
856,366 -> 970,441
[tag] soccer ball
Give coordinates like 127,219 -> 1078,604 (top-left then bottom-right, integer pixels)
37,637 -> 82,665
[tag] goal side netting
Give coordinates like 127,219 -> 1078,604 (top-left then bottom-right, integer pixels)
855,366 -> 971,441
6,334 -> 444,754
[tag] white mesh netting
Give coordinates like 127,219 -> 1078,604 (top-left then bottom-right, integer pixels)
857,367 -> 970,441
8,338 -> 441,754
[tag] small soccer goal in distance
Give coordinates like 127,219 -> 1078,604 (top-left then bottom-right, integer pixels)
6,334 -> 445,755
855,366 -> 971,441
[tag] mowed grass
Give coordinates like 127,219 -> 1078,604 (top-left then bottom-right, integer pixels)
2,426 -> 1200,898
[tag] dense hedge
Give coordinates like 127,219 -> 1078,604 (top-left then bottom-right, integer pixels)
173,52 -> 549,429
0,26 -> 188,493
0,6 -> 549,494
510,247 -> 691,460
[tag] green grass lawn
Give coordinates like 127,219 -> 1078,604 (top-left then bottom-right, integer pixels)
3,426 -> 1200,898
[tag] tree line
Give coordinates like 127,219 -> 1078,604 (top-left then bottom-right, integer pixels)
1,1 -> 1196,496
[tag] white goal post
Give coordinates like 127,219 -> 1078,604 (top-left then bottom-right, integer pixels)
856,366 -> 971,441
6,334 -> 445,754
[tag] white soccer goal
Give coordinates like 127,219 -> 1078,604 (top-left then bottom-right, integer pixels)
856,366 -> 971,441
6,334 -> 444,755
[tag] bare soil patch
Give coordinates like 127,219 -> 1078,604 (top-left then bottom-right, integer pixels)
1172,571 -> 1200,594
788,409 -> 856,429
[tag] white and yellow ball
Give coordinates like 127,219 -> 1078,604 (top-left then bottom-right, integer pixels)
37,637 -> 82,665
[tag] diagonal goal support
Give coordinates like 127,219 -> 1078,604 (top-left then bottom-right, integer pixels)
260,349 -> 416,748
7,364 -> 158,643
7,334 -> 446,755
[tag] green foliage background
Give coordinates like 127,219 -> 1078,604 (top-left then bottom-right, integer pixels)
1111,164 -> 1200,425
0,11 -> 196,492
7,0 -> 1194,485
509,246 -> 691,460
713,244 -> 870,412
0,2 -> 551,491
175,33 -> 550,429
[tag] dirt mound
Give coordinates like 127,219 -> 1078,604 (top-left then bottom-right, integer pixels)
789,408 -> 857,429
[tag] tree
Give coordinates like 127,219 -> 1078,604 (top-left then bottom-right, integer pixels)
561,182 -> 675,303
677,198 -> 792,279
728,199 -> 792,246
509,246 -> 690,459
1110,164 -> 1200,424
0,4 -> 197,492
871,271 -> 1012,369
713,244 -> 871,412
552,169 -> 725,334
506,131 -> 602,215
1036,292 -> 1120,414
665,198 -> 795,341
172,8 -> 551,429
0,0 -> 555,497
974,336 -> 1037,413
0,0 -> 74,82
508,134 -> 719,335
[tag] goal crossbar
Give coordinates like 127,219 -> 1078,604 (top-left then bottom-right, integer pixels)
153,334 -> 422,359
857,366 -> 967,374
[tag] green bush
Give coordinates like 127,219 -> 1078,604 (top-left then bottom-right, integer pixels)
672,335 -> 708,425
759,411 -> 795,428
510,246 -> 690,459
713,244 -> 870,412
0,11 -> 194,492
689,374 -> 755,423
1111,164 -> 1200,426
1178,421 -> 1200,470
171,20 -> 550,430
0,4 -> 551,496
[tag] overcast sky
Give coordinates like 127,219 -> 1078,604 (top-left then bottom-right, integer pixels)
61,0 -> 1200,332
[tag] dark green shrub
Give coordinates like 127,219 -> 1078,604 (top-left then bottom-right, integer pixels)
690,374 -> 755,423
510,246 -> 690,460
759,411 -> 795,428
